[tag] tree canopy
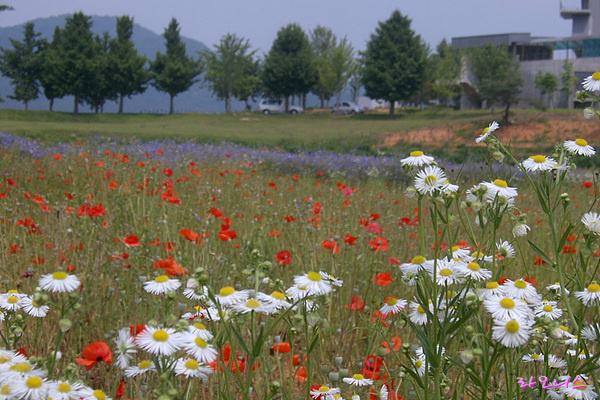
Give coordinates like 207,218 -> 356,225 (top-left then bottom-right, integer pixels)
360,10 -> 427,115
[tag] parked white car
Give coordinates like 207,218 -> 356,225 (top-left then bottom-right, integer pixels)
332,101 -> 364,115
258,99 -> 303,114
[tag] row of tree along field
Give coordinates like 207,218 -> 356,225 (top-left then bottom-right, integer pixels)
0,10 -> 581,116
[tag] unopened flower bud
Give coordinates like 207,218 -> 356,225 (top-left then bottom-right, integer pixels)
329,372 -> 340,382
59,318 -> 72,333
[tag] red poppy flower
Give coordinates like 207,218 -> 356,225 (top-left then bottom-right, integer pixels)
374,273 -> 393,286
218,230 -> 237,241
524,276 -> 538,286
344,235 -> 357,246
284,215 -> 296,223
162,168 -> 173,177
276,250 -> 292,265
122,235 -> 141,247
129,324 -> 146,336
369,237 -> 389,252
344,295 -> 365,311
75,341 -> 113,370
115,381 -> 125,399
380,336 -> 402,353
321,239 -> 340,254
179,229 -> 199,242
563,245 -> 577,254
153,256 -> 188,276
364,222 -> 382,234
294,366 -> 308,382
533,255 -> 547,266
581,181 -> 593,188
497,276 -> 509,285
272,342 -> 291,353
269,230 -> 281,237
388,257 -> 400,265
361,355 -> 386,380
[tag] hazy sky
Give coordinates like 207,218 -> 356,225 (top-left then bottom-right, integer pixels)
0,0 -> 574,54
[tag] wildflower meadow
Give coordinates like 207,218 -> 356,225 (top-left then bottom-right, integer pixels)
2,80 -> 600,400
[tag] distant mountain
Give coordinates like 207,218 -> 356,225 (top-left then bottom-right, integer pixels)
0,15 -> 248,113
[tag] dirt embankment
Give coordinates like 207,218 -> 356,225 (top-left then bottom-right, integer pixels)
381,113 -> 600,148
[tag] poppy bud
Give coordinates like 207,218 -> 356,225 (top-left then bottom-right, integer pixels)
59,318 -> 72,332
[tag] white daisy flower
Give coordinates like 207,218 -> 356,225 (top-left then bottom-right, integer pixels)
214,286 -> 249,307
181,333 -> 218,363
293,272 -> 332,296
522,155 -> 559,173
114,328 -> 137,369
522,353 -> 544,362
560,376 -> 597,399
547,354 -> 567,369
309,385 -> 341,400
512,223 -> 531,237
182,281 -> 209,301
198,307 -> 230,321
582,212 -> 600,234
457,261 -> 492,282
0,350 -> 28,373
38,271 -> 80,293
401,150 -> 434,167
256,291 -> 292,310
496,240 -> 515,259
546,281 -> 570,295
534,300 -> 563,320
47,380 -> 86,400
143,275 -> 182,295
575,283 -> 600,306
11,376 -> 49,400
565,138 -> 596,156
581,323 -> 600,341
567,349 -> 591,360
124,360 -> 156,377
503,279 -> 541,303
0,293 -> 24,312
483,296 -> 532,321
188,322 -> 214,341
319,272 -> 343,287
582,72 -> 600,91
476,121 -> 499,143
565,335 -> 579,346
136,326 -> 184,356
232,298 -> 276,315
408,300 -> 432,326
379,297 -> 407,315
412,355 -> 428,376
492,318 -> 532,348
441,179 -> 459,193
429,259 -> 463,285
174,358 -> 213,378
477,281 -> 506,300
285,284 -> 312,301
414,165 -> 447,196
483,179 -> 518,200
21,296 -> 49,318
400,255 -> 433,274
80,388 -> 113,400
464,250 -> 494,264
343,373 -> 373,386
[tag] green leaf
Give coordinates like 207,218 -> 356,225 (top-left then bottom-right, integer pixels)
528,240 -> 555,267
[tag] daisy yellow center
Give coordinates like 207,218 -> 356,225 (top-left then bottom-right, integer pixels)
417,305 -> 426,314
588,283 -> 600,292
500,298 -> 515,309
560,325 -> 568,331
415,360 -> 423,368
155,275 -> 169,283
482,127 -> 490,134
530,155 -> 547,163
307,272 -> 322,281
412,255 -> 426,264
573,380 -> 586,390
138,360 -> 152,369
593,72 -> 600,80
10,363 -> 31,372
58,382 -> 72,393
505,320 -> 520,333
32,301 -> 40,307
271,291 -> 286,300
386,298 -> 398,306
451,246 -> 459,252
543,305 -> 554,312
515,280 -> 527,289
493,179 -> 508,188
219,286 -> 235,296
7,289 -> 18,294
425,175 -> 438,185
52,271 -> 68,280
531,354 -> 540,359
152,329 -> 169,342
575,138 -> 588,146
439,268 -> 453,277
7,296 -> 18,304
185,359 -> 199,370
352,373 -> 364,380
472,251 -> 485,258
25,377 -> 43,389
195,337 -> 207,348
193,323 -> 206,330
410,151 -> 424,157
93,390 -> 107,400
0,356 -> 11,363
467,262 -> 480,271
486,281 -> 499,289
0,385 -> 9,395
245,299 -> 260,308
319,386 -> 330,392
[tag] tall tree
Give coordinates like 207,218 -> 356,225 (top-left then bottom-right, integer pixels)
108,16 -> 150,114
534,71 -> 558,109
468,43 -> 523,123
201,33 -> 259,113
39,27 -> 65,111
560,60 -> 579,109
360,10 -> 427,115
0,22 -> 45,110
83,32 -> 116,113
262,23 -> 317,112
430,39 -> 462,110
149,18 -> 202,114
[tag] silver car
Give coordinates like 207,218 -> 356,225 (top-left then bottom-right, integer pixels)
332,101 -> 364,115
258,99 -> 303,114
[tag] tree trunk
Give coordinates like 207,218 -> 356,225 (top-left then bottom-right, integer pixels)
119,94 -> 124,114
503,103 -> 511,124
226,91 -> 232,113
74,94 -> 79,114
169,94 -> 174,114
284,96 -> 289,113
320,90 -> 325,109
302,93 -> 307,110
49,98 -> 54,112
24,100 -> 28,111
389,101 -> 395,116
